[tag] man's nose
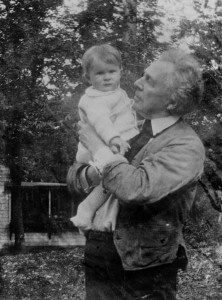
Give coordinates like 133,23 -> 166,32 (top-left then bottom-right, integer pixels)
134,77 -> 143,89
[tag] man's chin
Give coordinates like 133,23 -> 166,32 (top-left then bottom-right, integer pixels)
132,101 -> 139,111
133,104 -> 145,118
137,111 -> 145,119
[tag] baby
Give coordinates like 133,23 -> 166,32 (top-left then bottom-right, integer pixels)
70,44 -> 139,232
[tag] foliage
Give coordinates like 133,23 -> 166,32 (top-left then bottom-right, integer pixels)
0,0 -> 169,182
0,0 -> 91,183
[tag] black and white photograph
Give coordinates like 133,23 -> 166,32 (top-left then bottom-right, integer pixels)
0,0 -> 222,299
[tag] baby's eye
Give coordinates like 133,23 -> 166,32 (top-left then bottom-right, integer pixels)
96,71 -> 104,75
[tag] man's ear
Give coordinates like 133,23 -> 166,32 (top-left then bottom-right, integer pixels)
166,99 -> 177,112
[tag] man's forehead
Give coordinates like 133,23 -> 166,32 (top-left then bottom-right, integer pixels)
144,61 -> 175,76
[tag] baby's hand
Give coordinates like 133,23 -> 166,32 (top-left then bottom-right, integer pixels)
109,137 -> 130,155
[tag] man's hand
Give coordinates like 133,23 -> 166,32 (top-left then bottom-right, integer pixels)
109,137 -> 130,155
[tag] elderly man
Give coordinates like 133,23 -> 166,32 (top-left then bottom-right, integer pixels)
67,48 -> 205,300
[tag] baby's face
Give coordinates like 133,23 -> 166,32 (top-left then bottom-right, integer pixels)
88,60 -> 121,92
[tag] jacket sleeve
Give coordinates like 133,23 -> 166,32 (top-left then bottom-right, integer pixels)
79,97 -> 120,144
102,135 -> 205,205
66,162 -> 88,194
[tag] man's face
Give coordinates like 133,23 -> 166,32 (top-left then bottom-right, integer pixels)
133,60 -> 175,119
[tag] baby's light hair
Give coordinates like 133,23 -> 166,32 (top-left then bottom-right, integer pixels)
82,44 -> 122,75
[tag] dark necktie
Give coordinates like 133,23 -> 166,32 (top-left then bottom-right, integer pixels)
125,119 -> 153,163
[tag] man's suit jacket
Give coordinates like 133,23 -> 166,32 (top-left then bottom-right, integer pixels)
102,119 -> 205,270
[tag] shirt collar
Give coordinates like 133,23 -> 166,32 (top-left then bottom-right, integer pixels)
151,116 -> 180,136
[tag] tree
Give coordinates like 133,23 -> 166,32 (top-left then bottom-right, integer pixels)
122,0 -> 137,43
0,0 -> 63,249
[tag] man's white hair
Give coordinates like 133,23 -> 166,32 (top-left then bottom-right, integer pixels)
159,48 -> 204,116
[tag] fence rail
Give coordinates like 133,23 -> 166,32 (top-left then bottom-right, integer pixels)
9,182 -> 82,240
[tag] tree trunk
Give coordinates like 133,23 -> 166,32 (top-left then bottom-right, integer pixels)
122,0 -> 137,44
10,184 -> 25,251
5,108 -> 25,251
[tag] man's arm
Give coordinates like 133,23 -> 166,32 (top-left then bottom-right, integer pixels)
101,135 -> 205,205
66,162 -> 100,194
76,118 -> 205,205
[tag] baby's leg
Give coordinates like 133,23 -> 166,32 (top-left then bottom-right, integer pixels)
76,142 -> 92,164
70,183 -> 109,231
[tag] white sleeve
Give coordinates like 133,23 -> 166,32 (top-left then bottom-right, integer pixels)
79,96 -> 120,144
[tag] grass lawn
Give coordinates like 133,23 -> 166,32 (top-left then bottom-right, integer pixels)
0,247 -> 85,300
0,243 -> 222,300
